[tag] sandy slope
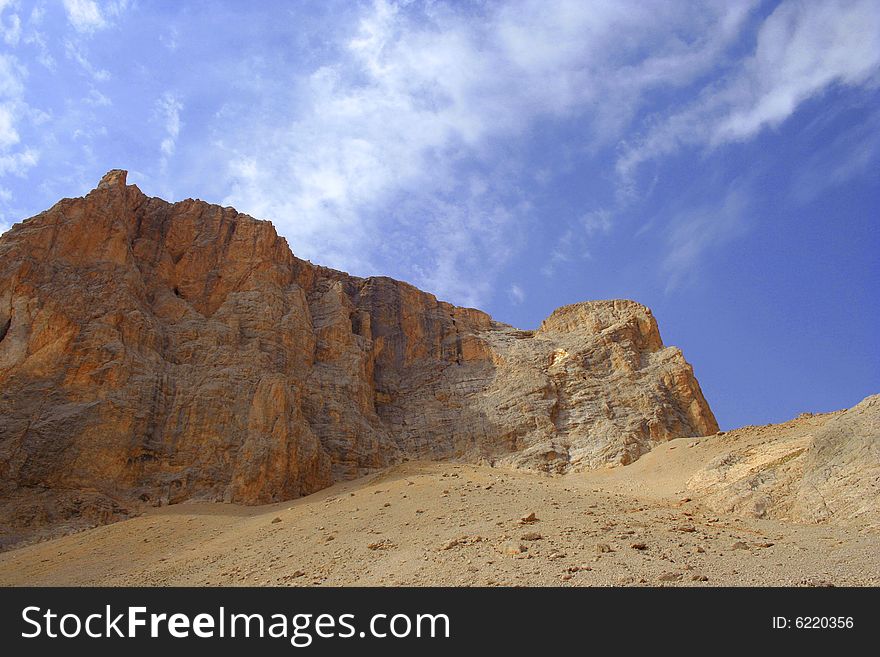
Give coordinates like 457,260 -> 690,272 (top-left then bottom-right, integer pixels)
1,408 -> 877,587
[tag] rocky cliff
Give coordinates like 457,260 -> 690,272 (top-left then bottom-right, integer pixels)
0,170 -> 717,548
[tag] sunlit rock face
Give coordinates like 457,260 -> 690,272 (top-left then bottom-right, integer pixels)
0,171 -> 717,547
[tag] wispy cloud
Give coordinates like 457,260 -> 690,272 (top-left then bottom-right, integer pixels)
159,25 -> 179,52
0,51 -> 37,181
0,148 -> 38,177
2,0 -> 874,309
663,184 -> 751,291
791,105 -> 880,204
62,0 -> 106,34
64,39 -> 110,81
61,0 -> 129,36
582,210 -> 612,237
508,283 -> 525,305
23,5 -> 56,70
156,92 -> 182,169
617,0 -> 880,186
219,0 -> 755,306
0,52 -> 23,101
0,103 -> 19,149
541,210 -> 612,276
0,183 -> 10,233
0,0 -> 21,46
541,228 -> 573,278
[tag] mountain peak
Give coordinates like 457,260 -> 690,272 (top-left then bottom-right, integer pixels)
96,169 -> 128,191
0,179 -> 718,549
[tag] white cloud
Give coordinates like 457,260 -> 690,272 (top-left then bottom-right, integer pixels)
714,0 -> 880,142
0,185 -> 10,233
160,25 -> 179,52
61,0 -> 128,35
663,185 -> 750,290
541,210 -> 612,276
23,5 -> 55,70
791,106 -> 880,203
219,0 -> 755,306
0,104 -> 19,148
1,1 -> 21,46
582,210 -> 612,237
85,88 -> 111,107
156,92 -> 182,164
0,53 -> 23,98
62,0 -> 106,33
617,0 -> 880,184
0,52 -> 36,181
0,148 -> 38,176
508,284 -> 525,305
64,39 -> 111,81
541,228 -> 573,278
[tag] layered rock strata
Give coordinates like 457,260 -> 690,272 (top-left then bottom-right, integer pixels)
0,171 -> 717,547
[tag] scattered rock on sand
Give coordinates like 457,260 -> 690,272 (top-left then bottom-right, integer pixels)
797,577 -> 835,587
500,541 -> 527,556
568,565 -> 592,573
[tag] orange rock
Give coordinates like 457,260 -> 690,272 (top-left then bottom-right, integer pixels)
0,170 -> 718,549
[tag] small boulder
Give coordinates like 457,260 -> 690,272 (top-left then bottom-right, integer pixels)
500,541 -> 527,556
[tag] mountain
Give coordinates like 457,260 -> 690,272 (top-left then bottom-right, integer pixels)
0,170 -> 716,549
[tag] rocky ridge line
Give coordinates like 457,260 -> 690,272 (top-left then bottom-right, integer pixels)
0,170 -> 717,548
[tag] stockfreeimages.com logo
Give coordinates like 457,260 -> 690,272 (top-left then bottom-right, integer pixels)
22,606 -> 450,646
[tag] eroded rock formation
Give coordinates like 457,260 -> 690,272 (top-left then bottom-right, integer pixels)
0,170 -> 717,547
689,394 -> 880,526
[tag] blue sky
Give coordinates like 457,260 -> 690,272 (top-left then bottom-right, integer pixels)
0,0 -> 877,429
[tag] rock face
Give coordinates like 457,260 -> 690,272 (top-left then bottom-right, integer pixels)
688,394 -> 880,526
0,171 -> 717,548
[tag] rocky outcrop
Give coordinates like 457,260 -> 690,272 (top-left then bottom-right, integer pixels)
688,394 -> 880,526
0,170 -> 717,548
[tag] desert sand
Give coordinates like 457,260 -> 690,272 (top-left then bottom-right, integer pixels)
1,406 -> 876,587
